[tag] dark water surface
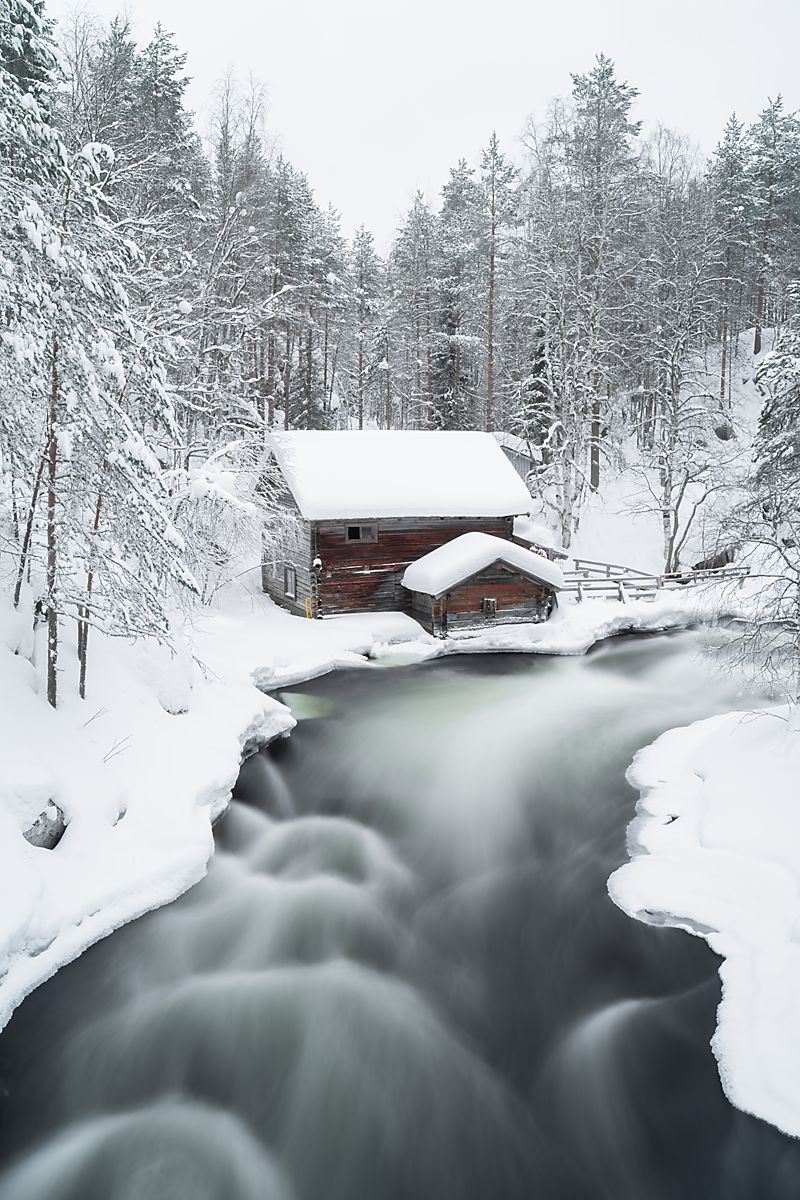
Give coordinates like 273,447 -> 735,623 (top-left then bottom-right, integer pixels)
1,632 -> 800,1199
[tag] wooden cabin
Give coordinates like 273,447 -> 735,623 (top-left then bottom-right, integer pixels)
401,531 -> 563,636
261,430 -> 537,619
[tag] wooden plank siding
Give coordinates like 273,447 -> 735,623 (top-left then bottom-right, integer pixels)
261,493 -> 315,617
315,517 -> 514,616
409,562 -> 554,636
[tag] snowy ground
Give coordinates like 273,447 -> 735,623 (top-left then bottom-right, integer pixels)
608,705 -> 800,1139
0,565 -> 740,1034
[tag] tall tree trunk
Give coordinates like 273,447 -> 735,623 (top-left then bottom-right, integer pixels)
384,360 -> 392,429
329,339 -> 339,411
754,191 -> 773,356
454,339 -> 461,426
78,486 -> 103,700
14,440 -> 47,610
413,311 -> 421,422
590,392 -> 601,490
9,449 -> 19,543
283,321 -> 291,430
720,246 -> 731,405
258,328 -> 268,432
426,285 -> 434,427
267,326 -> 276,428
323,310 -> 329,401
357,338 -> 364,429
486,233 -> 495,432
46,335 -> 59,709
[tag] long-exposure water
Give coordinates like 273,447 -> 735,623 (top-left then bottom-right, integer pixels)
1,631 -> 799,1200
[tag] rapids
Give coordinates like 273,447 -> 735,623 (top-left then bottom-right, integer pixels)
2,631 -> 800,1199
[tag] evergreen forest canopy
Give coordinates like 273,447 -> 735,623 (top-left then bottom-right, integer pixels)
2,0 -> 800,706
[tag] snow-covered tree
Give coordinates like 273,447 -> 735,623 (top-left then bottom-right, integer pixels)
348,225 -> 381,428
431,159 -> 484,430
708,115 -> 754,404
390,192 -> 436,426
726,297 -> 800,696
479,132 -> 517,431
748,98 -> 800,354
1,2 -> 196,705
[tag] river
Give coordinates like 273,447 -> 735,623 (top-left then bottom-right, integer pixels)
1,630 -> 799,1199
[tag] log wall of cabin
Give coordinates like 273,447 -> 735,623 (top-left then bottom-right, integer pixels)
261,493 -> 314,617
315,516 -> 514,615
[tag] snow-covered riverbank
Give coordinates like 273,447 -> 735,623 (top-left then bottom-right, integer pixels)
609,705 -> 800,1139
0,575 -> 741,1033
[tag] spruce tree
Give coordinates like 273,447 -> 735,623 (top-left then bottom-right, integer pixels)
479,132 -> 517,432
748,97 -> 800,354
432,159 -> 483,430
709,115 -> 754,402
0,0 -> 55,103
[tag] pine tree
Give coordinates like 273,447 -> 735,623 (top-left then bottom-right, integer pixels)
708,115 -> 754,403
748,97 -> 800,354
568,54 -> 642,489
349,225 -> 381,428
479,132 -> 517,431
0,0 -> 55,104
432,159 -> 483,430
730,296 -> 800,696
392,193 -> 436,426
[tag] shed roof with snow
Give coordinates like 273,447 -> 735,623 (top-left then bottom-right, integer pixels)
401,532 -> 564,598
268,430 -> 533,520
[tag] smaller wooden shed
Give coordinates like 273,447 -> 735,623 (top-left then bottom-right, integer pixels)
401,532 -> 564,637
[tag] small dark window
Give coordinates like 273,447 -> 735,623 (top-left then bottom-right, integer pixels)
346,524 -> 377,543
284,565 -> 297,600
482,597 -> 498,616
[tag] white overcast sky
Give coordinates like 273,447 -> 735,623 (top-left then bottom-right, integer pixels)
49,0 -> 798,249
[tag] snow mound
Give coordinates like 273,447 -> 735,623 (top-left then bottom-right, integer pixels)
608,706 -> 800,1138
0,598 -> 295,1033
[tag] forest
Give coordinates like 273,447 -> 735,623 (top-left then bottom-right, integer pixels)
2,0 -> 800,706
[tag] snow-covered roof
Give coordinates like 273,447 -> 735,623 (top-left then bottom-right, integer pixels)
268,431 -> 533,520
401,532 -> 564,597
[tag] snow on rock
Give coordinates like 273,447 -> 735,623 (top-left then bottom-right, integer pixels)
401,531 -> 565,596
608,707 -> 800,1138
268,430 -> 533,519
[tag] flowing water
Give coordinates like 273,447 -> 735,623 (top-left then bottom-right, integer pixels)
2,631 -> 800,1200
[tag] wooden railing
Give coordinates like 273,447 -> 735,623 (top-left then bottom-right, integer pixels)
569,556 -> 654,579
561,560 -> 750,603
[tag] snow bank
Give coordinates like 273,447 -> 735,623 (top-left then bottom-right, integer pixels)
431,585 -> 735,657
0,602 -> 295,1032
401,531 -> 564,596
190,585 -> 433,690
608,707 -> 800,1138
268,430 -> 532,519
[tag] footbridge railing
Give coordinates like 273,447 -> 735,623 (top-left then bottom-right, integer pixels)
561,560 -> 750,603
